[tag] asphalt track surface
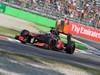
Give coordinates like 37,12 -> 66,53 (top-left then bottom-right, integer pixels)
73,36 -> 100,50
73,36 -> 100,55
0,39 -> 100,71
0,55 -> 64,75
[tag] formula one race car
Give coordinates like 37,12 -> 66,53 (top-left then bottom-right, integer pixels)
15,28 -> 75,54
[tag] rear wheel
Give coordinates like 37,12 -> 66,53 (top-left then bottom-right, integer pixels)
65,41 -> 75,54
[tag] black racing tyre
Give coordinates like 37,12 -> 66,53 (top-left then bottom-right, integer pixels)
65,41 -> 75,54
20,40 -> 27,44
20,29 -> 30,37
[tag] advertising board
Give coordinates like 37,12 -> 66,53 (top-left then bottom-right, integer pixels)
65,21 -> 100,41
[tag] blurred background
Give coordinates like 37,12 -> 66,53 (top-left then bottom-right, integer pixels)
0,0 -> 100,29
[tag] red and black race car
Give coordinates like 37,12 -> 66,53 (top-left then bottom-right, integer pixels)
15,28 -> 75,54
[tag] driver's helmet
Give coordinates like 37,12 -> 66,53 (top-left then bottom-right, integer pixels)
50,27 -> 59,35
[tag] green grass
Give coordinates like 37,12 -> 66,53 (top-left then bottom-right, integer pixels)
32,24 -> 51,32
73,35 -> 100,44
0,26 -> 19,35
60,35 -> 88,50
76,42 -> 88,50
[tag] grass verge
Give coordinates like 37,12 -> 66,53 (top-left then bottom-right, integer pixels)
0,26 -> 19,35
60,35 -> 88,50
73,35 -> 100,44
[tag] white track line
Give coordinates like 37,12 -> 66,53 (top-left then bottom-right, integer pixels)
8,38 -> 21,43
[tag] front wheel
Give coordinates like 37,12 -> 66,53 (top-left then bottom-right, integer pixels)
64,41 -> 75,54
